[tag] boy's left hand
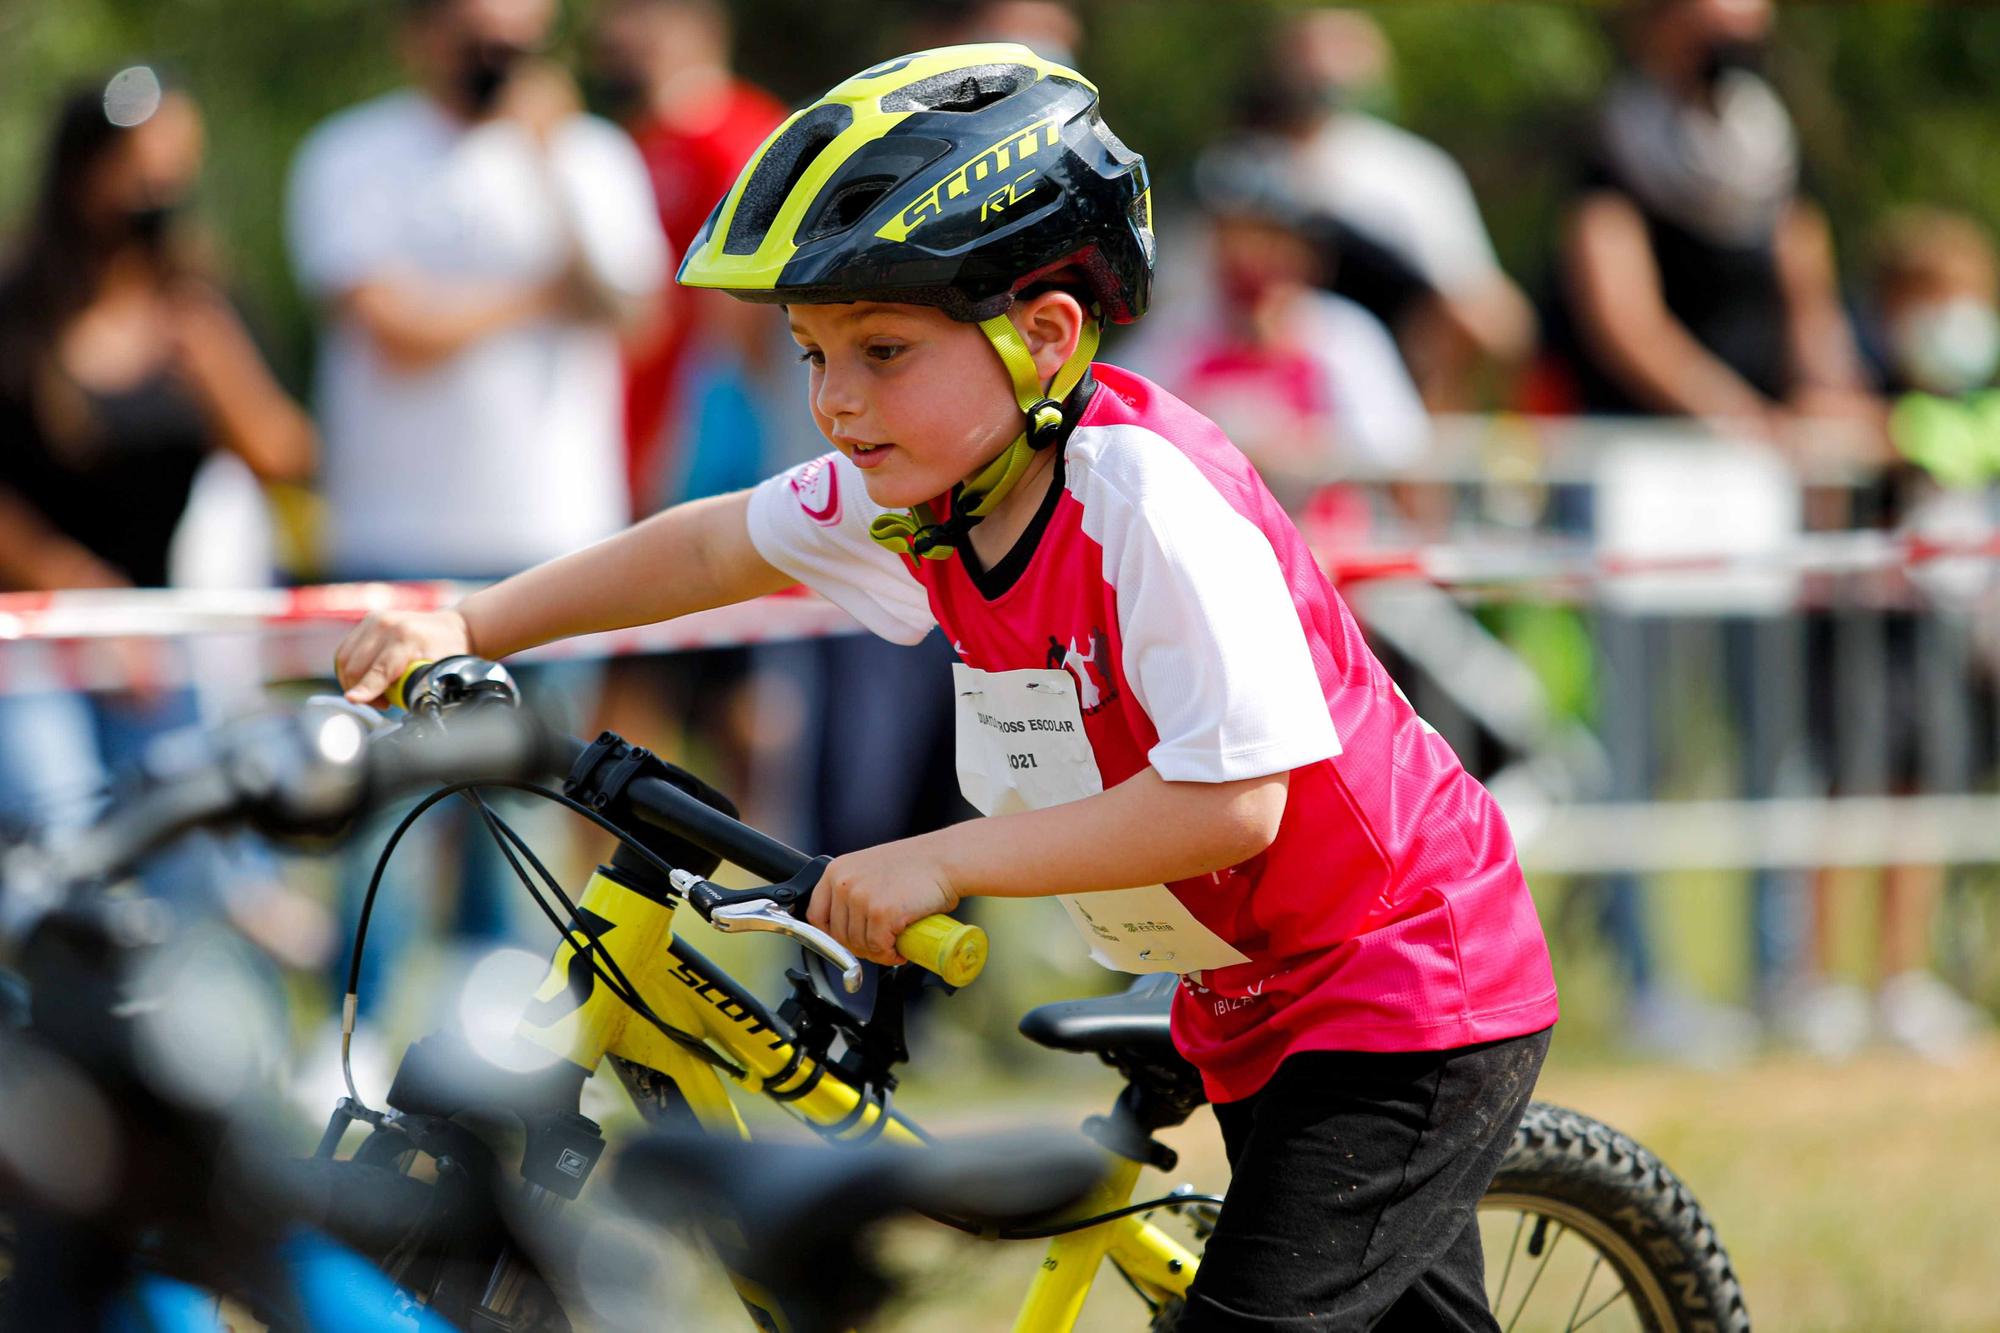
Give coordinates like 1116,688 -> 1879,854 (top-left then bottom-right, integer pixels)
806,842 -> 961,968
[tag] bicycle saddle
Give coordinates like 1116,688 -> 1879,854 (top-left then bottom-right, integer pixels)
1017,972 -> 1178,1059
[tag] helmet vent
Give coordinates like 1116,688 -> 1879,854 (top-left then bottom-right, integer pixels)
724,103 -> 854,256
800,176 -> 896,242
881,64 -> 1035,114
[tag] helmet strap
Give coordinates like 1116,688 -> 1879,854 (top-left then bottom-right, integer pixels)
870,315 -> 1100,561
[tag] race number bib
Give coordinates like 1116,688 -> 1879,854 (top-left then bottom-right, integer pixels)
952,664 -> 1250,975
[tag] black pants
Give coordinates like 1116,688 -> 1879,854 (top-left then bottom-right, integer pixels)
1176,1027 -> 1552,1332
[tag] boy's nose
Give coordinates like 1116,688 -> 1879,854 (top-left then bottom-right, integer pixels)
814,364 -> 864,422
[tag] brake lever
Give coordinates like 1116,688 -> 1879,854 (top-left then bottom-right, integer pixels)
672,870 -> 864,994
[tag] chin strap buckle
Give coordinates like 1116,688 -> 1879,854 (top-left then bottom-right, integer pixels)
1026,397 -> 1066,448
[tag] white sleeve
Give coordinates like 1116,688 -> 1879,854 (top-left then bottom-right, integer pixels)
1074,427 -> 1342,782
555,118 -> 670,299
1314,295 -> 1431,470
1402,142 -> 1503,291
285,116 -> 402,300
745,452 -> 935,645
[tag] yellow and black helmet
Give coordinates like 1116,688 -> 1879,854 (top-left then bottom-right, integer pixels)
677,44 -> 1154,325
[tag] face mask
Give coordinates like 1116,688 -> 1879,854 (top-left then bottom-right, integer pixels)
1891,298 -> 2000,397
122,200 -> 182,251
458,40 -> 526,115
584,67 -> 648,118
1697,38 -> 1767,91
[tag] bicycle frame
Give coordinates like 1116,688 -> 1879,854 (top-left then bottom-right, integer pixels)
512,865 -> 1200,1332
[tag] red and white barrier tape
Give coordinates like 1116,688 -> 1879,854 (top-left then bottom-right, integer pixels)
0,527 -> 1995,695
0,584 -> 861,696
1314,528 -> 2000,590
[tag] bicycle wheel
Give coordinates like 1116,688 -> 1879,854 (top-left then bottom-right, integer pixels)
1480,1102 -> 1750,1333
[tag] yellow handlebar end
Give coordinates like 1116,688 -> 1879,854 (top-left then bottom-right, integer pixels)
388,659 -> 435,712
897,915 -> 988,987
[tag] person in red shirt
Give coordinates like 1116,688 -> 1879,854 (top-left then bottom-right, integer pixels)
335,46 -> 1557,1329
590,0 -> 786,507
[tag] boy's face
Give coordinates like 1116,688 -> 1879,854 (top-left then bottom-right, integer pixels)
787,301 -> 1026,510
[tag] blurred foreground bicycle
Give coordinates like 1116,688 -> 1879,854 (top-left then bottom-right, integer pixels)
0,688 -> 1098,1330
300,658 -> 1752,1333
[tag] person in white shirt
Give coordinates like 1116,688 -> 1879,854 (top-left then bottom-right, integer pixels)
287,0 -> 667,581
1252,9 -> 1536,409
283,0 -> 667,1057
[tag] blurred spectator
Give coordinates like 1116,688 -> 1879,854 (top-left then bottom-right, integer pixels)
590,0 -> 787,509
1556,0 -> 1877,435
1556,0 -> 1880,1060
288,0 -> 662,579
0,67 -> 314,901
0,69 -> 314,593
1129,147 -> 1428,544
1249,9 -> 1537,409
1785,209 -> 2000,1061
1871,209 -> 2000,482
285,0 -> 666,1042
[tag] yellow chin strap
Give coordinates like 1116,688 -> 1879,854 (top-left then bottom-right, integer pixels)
869,316 -> 1101,561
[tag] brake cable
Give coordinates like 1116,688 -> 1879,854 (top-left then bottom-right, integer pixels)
461,788 -> 746,1079
340,778 -> 743,1110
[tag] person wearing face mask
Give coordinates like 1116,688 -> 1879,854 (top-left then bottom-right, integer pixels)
0,68 -> 316,902
1553,0 -> 1886,1063
1128,147 -> 1429,529
1245,9 -> 1538,411
589,0 -> 788,509
1868,209 -> 2000,487
1556,0 -> 1878,434
286,0 -> 665,586
285,0 -> 667,1072
1777,208 -> 2000,1063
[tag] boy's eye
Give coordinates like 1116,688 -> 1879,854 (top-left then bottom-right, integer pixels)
865,343 -> 905,363
797,348 -> 825,367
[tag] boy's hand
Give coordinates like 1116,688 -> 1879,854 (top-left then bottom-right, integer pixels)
335,609 -> 473,705
807,842 -> 961,968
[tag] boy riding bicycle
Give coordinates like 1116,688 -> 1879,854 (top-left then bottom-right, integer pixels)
337,45 -> 1558,1330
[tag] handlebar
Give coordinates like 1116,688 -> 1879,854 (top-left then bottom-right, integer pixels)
394,659 -> 987,990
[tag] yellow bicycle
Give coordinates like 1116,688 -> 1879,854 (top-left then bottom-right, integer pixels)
310,658 -> 1750,1333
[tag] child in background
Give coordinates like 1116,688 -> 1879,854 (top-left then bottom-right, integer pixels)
336,46 -> 1558,1328
1790,209 -> 1997,1061
1127,145 -> 1431,550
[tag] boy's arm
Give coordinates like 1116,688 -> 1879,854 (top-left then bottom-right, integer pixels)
808,767 -> 1290,965
336,490 -> 794,702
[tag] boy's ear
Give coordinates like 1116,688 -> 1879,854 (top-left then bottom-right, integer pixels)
1013,290 -> 1088,384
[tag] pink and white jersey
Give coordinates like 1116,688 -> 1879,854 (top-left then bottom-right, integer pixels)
747,363 -> 1557,1101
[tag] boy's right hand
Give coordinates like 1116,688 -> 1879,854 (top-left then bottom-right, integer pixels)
335,609 -> 473,706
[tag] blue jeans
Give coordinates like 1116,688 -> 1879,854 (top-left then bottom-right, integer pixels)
0,685 -> 258,910
1593,612 -> 1811,1004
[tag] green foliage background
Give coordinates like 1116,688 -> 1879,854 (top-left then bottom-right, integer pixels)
4,1 -> 1998,387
